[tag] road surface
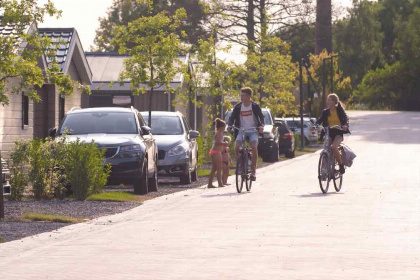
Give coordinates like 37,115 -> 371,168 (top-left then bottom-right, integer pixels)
1,111 -> 420,279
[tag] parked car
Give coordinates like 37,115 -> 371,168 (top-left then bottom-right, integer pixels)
1,158 -> 11,196
225,108 -> 281,162
49,107 -> 158,195
309,117 -> 323,140
284,117 -> 318,145
274,118 -> 295,158
141,111 -> 200,184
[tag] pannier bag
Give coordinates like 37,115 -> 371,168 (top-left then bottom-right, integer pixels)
341,144 -> 356,167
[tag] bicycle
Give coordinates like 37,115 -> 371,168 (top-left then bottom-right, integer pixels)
230,126 -> 256,193
317,125 -> 344,193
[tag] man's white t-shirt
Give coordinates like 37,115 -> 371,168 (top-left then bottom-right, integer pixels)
240,103 -> 257,128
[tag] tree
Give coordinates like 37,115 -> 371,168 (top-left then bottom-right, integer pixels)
112,8 -> 187,126
0,0 -> 90,105
207,0 -> 312,51
315,0 -> 331,54
306,50 -> 352,116
242,36 -> 297,117
333,0 -> 384,86
94,0 -> 208,51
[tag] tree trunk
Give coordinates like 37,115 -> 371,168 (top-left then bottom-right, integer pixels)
315,0 -> 332,54
247,0 -> 256,51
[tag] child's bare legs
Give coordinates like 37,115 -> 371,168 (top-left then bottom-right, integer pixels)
208,153 -> 224,188
222,162 -> 230,185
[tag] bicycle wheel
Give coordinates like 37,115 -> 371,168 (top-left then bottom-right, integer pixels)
245,151 -> 252,192
333,159 -> 343,192
318,153 -> 330,193
236,153 -> 245,193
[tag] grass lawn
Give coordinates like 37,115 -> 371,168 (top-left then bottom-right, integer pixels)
0,236 -> 5,243
21,213 -> 85,223
87,192 -> 151,203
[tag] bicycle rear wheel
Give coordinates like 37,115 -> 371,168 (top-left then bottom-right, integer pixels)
318,153 -> 330,193
333,159 -> 343,192
245,152 -> 252,192
236,153 -> 245,193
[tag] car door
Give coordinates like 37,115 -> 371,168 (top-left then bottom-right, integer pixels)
182,116 -> 196,169
137,112 -> 156,176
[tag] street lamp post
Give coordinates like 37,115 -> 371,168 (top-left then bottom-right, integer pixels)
0,151 -> 4,220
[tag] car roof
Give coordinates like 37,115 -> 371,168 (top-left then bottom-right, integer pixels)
67,107 -> 136,114
140,111 -> 183,117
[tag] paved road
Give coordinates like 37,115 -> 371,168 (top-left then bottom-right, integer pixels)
1,111 -> 420,280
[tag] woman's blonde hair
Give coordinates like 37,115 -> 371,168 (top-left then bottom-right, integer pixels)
328,93 -> 345,109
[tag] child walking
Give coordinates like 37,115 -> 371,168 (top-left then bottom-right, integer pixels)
222,136 -> 232,185
208,118 -> 228,188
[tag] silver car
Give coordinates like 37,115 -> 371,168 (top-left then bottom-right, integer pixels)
141,111 -> 200,185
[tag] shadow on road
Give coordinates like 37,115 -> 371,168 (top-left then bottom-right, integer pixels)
293,192 -> 345,198
201,192 -> 246,198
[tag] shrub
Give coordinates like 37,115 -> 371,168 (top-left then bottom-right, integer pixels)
8,140 -> 31,201
65,139 -> 110,200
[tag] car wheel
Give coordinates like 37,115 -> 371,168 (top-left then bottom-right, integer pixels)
148,158 -> 158,192
268,143 -> 279,162
285,149 -> 295,158
180,164 -> 192,185
134,158 -> 148,195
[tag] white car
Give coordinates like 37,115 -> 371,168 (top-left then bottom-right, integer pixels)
284,117 -> 318,145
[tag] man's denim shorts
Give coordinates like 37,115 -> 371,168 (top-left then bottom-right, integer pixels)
236,131 -> 259,144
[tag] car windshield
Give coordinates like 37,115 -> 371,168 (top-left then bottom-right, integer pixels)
59,112 -> 138,135
142,115 -> 184,135
263,111 -> 272,125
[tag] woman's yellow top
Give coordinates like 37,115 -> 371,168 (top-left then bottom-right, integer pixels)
328,109 -> 341,126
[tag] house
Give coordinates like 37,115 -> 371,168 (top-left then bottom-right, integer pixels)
0,26 -> 92,156
85,52 -> 201,129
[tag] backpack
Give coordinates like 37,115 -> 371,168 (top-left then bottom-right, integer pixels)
341,144 -> 356,167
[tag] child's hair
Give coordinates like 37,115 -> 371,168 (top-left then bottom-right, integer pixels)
223,135 -> 231,143
328,93 -> 345,109
215,118 -> 226,130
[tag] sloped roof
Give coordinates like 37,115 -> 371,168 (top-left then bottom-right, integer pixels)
38,28 -> 92,84
85,52 -> 188,91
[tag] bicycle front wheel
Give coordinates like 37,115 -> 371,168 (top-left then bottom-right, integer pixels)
318,153 -> 330,193
236,154 -> 245,193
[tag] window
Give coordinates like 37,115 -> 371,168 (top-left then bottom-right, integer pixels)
22,93 -> 29,128
59,96 -> 65,123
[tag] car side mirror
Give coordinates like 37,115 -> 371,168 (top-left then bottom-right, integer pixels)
141,126 -> 151,135
48,127 -> 57,138
189,130 -> 200,138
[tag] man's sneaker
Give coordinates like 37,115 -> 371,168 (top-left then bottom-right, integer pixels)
339,164 -> 345,174
250,173 -> 256,181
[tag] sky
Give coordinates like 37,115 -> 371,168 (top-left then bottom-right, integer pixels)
38,0 -> 355,55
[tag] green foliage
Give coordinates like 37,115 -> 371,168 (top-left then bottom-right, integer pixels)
65,139 -> 111,201
0,0 -> 91,105
305,50 -> 352,116
276,23 -> 316,63
8,138 -> 110,201
21,213 -> 84,223
196,128 -> 213,168
333,0 -> 384,86
8,140 -> 31,201
87,192 -> 148,203
0,236 -> 5,243
242,37 -> 297,117
93,0 -> 208,51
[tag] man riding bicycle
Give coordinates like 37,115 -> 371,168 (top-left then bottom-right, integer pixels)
228,87 -> 265,181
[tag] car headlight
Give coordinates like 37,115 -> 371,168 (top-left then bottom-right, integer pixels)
263,132 -> 274,139
167,143 -> 189,157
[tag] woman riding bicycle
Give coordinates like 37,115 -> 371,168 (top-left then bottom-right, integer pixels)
316,94 -> 350,174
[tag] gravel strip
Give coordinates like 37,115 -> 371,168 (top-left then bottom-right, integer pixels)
0,158 -> 288,243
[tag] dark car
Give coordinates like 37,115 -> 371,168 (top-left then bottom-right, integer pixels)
225,108 -> 281,162
141,111 -> 200,184
274,118 -> 295,158
1,158 -> 11,196
50,107 -> 158,195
